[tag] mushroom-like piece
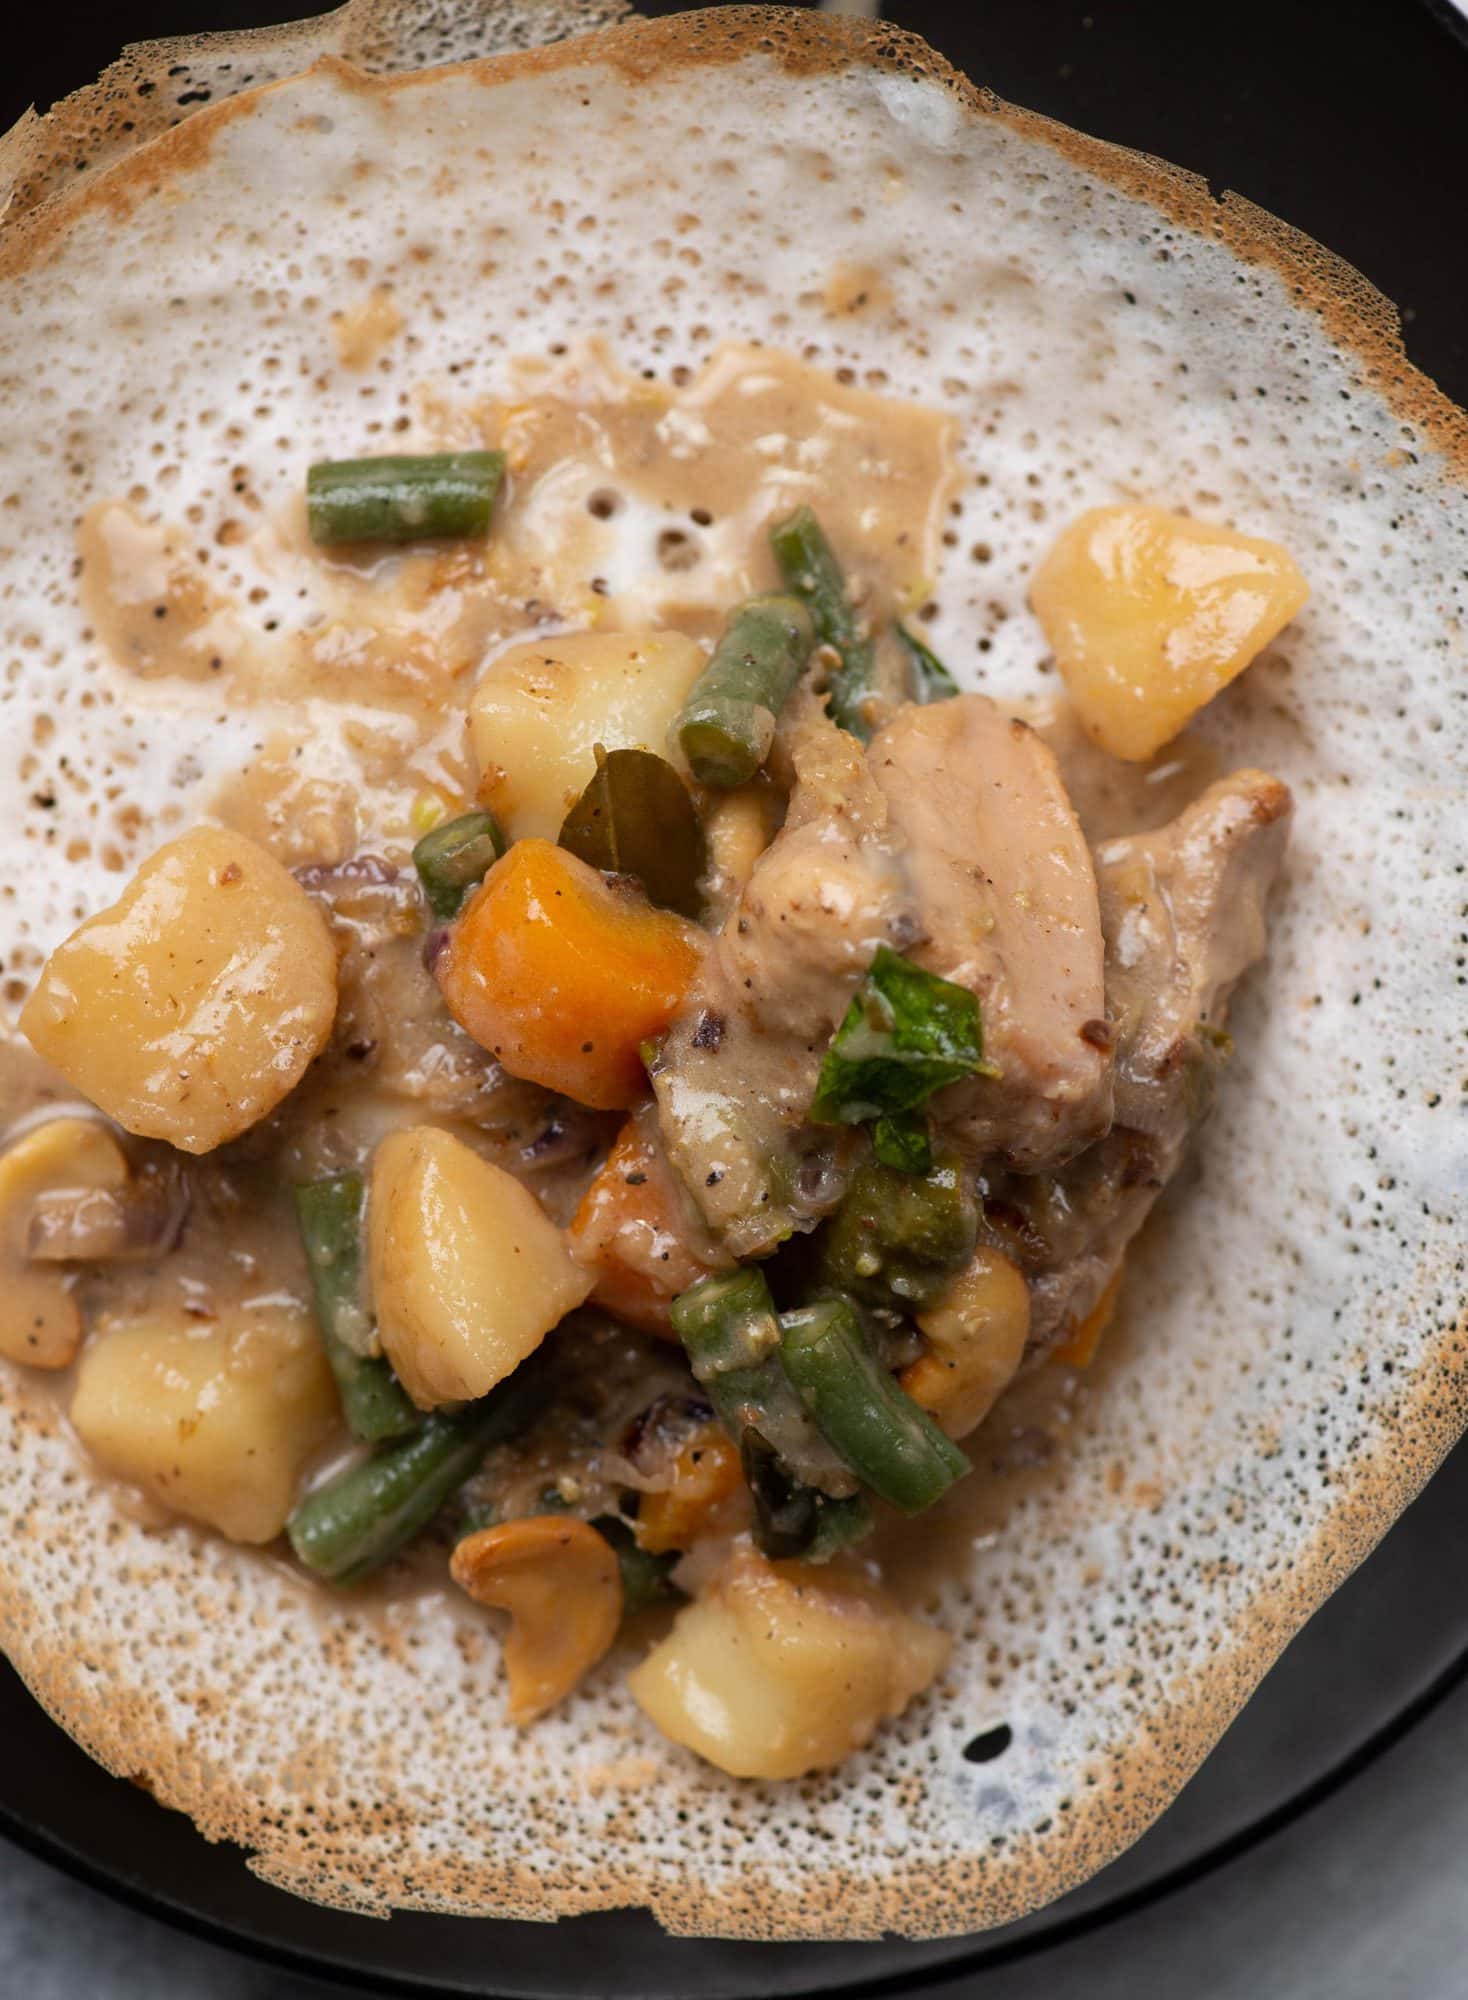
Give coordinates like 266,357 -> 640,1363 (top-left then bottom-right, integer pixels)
0,1118 -> 131,1368
900,1245 -> 1032,1440
450,1515 -> 623,1722
26,1157 -> 188,1265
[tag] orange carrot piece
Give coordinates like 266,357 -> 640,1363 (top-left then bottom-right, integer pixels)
636,1427 -> 747,1554
435,839 -> 702,1110
1050,1264 -> 1124,1370
569,1106 -> 724,1339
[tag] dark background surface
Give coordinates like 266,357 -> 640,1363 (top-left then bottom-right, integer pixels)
8,0 -> 1467,402
3,2 -> 1467,1994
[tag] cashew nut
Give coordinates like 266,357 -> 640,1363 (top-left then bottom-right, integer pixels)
450,1515 -> 622,1722
900,1244 -> 1032,1439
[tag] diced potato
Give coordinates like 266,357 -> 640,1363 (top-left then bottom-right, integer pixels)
902,1245 -> 1032,1440
469,629 -> 706,840
1030,504 -> 1308,761
367,1125 -> 592,1409
70,1302 -> 336,1543
627,1546 -> 950,1778
0,1118 -> 130,1369
20,826 -> 338,1154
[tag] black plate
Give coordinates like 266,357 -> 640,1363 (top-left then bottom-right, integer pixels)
5,0 -> 1468,1992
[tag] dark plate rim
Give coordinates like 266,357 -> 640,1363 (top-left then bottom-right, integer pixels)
4,1639 -> 1468,2000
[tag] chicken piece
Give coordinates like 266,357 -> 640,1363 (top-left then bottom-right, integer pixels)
1100,769 -> 1292,1138
869,695 -> 1112,1172
992,769 -> 1292,1353
652,700 -> 917,1256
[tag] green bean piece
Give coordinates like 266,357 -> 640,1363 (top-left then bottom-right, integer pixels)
872,1109 -> 933,1176
287,1357 -> 551,1585
815,1151 -> 978,1311
896,621 -> 959,704
593,1515 -> 684,1613
670,1267 -> 782,1373
769,504 -> 881,741
412,808 -> 506,921
805,1488 -> 875,1562
670,1270 -> 855,1496
306,450 -> 505,546
740,1427 -> 873,1564
674,593 -> 815,787
293,1176 -> 419,1443
780,1296 -> 969,1515
812,945 -> 996,1129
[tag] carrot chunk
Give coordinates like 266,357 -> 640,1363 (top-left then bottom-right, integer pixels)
435,839 -> 702,1110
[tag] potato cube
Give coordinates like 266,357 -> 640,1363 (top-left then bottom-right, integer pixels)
1030,504 -> 1308,761
20,826 -> 337,1153
368,1125 -> 592,1409
469,629 -> 705,840
70,1302 -> 337,1543
627,1547 -> 950,1778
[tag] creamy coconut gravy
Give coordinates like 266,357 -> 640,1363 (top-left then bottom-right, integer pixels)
1,341 -> 1301,1778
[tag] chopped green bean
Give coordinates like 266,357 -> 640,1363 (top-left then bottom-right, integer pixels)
815,1151 -> 978,1311
293,1176 -> 418,1442
670,1267 -> 781,1373
306,450 -> 505,546
674,593 -> 815,787
812,945 -> 995,1129
769,504 -> 881,740
896,621 -> 959,703
670,1269 -> 855,1496
287,1357 -> 550,1585
779,1296 -> 969,1515
412,808 -> 505,921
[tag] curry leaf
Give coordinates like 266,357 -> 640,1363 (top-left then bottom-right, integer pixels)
810,946 -> 995,1127
558,747 -> 707,918
896,622 -> 959,704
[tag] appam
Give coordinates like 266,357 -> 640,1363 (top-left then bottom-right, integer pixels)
0,0 -> 1463,1939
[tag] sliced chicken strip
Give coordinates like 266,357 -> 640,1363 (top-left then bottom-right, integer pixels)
987,768 -> 1292,1355
1101,768 -> 1292,1139
868,695 -> 1112,1173
652,699 -> 917,1256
